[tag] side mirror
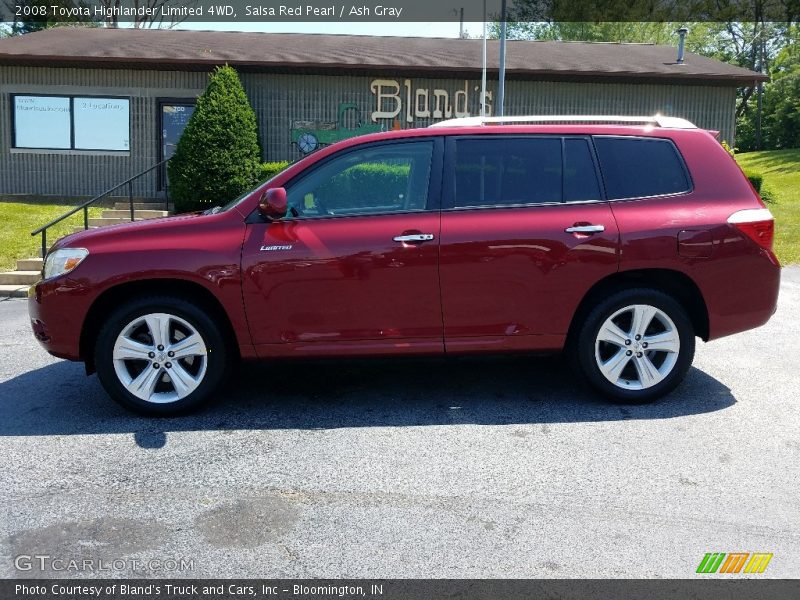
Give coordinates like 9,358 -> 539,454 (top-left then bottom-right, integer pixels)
258,187 -> 288,220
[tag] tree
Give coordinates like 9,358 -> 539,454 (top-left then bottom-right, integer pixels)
749,39 -> 800,149
168,65 -> 261,213
490,9 -> 799,149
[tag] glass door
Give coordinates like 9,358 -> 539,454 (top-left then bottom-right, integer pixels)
159,101 -> 196,190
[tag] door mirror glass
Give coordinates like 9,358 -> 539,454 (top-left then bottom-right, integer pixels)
258,187 -> 288,220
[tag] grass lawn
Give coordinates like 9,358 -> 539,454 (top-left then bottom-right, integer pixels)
0,202 -> 103,271
736,149 -> 800,265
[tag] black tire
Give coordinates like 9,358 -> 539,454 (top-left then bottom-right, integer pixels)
572,288 -> 695,404
94,295 -> 231,416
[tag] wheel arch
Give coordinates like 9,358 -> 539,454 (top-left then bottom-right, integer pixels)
80,278 -> 240,374
566,268 -> 710,347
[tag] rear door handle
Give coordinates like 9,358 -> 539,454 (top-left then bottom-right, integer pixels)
393,233 -> 435,243
565,224 -> 605,234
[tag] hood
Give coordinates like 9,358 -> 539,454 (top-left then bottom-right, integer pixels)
52,211 -> 226,252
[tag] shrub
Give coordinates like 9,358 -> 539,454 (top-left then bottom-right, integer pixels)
759,186 -> 776,204
168,66 -> 261,213
318,163 -> 410,208
720,140 -> 735,157
742,168 -> 775,204
258,161 -> 291,182
743,169 -> 763,193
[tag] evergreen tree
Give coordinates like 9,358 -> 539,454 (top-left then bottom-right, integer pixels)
168,65 -> 261,212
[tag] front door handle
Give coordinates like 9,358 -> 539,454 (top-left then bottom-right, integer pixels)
565,224 -> 605,234
393,233 -> 435,243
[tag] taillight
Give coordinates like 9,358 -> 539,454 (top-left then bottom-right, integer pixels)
728,208 -> 774,251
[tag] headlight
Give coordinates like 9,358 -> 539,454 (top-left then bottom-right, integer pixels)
43,248 -> 89,280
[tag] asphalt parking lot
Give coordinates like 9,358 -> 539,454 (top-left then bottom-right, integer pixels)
1,269 -> 799,579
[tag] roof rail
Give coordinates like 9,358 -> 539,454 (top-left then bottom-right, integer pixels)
428,114 -> 697,129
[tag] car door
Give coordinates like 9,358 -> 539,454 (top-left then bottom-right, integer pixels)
439,135 -> 620,352
241,138 -> 444,357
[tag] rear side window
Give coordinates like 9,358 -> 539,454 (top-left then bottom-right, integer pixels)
594,137 -> 690,200
453,138 -> 562,207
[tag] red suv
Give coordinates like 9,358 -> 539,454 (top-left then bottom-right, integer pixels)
28,116 -> 780,415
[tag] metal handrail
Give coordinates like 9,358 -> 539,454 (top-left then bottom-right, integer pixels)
31,158 -> 170,258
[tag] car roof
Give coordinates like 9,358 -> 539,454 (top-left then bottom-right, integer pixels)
327,123 -> 707,148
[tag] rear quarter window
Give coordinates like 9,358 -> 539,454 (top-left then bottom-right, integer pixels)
593,137 -> 691,200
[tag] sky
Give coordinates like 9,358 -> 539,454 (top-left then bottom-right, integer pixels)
173,21 -> 486,38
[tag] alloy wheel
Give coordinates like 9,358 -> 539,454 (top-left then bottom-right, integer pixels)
594,304 -> 680,390
112,312 -> 208,403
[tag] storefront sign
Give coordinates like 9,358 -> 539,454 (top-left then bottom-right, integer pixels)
370,79 -> 492,123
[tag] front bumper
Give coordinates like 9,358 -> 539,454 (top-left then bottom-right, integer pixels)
28,277 -> 91,361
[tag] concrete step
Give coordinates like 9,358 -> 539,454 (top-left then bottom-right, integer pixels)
0,271 -> 40,285
113,202 -> 173,211
16,258 -> 43,271
0,284 -> 30,298
101,209 -> 169,219
87,217 -> 145,227
71,226 -> 99,234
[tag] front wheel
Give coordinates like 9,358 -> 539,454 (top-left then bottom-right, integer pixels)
573,288 -> 695,403
94,296 -> 230,415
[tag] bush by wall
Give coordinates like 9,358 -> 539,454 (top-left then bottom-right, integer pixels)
742,168 -> 775,203
168,66 -> 261,213
743,169 -> 763,192
318,163 -> 410,208
258,161 -> 291,182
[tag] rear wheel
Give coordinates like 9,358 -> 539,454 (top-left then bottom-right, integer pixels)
95,296 -> 230,415
573,288 -> 695,403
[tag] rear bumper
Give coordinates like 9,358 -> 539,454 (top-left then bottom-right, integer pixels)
705,250 -> 781,341
27,277 -> 91,361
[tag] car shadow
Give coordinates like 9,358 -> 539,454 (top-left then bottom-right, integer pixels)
0,355 -> 735,448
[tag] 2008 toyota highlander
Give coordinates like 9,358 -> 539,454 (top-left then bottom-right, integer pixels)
28,115 -> 780,415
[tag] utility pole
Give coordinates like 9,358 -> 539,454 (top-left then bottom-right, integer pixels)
459,7 -> 464,38
498,0 -> 507,116
481,0 -> 487,116
756,39 -> 764,150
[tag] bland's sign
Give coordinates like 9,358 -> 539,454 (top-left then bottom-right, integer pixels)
370,79 -> 493,123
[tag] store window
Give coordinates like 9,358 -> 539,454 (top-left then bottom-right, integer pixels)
12,94 -> 130,151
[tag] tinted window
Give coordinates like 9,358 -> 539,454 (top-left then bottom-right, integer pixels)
453,138 -> 562,207
564,138 -> 601,202
594,137 -> 690,200
286,141 -> 433,217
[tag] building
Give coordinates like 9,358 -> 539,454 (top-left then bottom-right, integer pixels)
0,27 -> 765,201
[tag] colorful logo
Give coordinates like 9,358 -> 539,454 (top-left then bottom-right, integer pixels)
696,552 -> 773,574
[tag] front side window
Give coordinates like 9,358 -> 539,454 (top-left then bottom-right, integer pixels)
286,141 -> 434,218
594,136 -> 690,200
453,138 -> 562,207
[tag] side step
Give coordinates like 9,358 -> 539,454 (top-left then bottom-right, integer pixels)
0,284 -> 29,298
16,258 -> 43,271
101,209 -> 169,219
0,270 -> 41,285
113,202 -> 174,211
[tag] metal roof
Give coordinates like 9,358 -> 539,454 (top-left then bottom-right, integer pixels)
0,28 -> 768,85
